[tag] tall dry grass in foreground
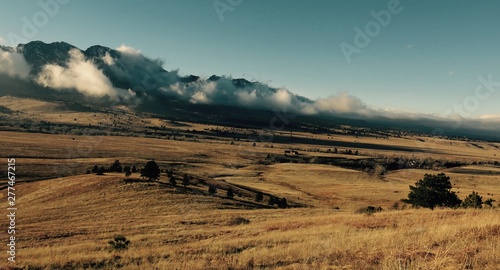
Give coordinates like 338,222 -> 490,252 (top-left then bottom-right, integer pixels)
6,175 -> 499,270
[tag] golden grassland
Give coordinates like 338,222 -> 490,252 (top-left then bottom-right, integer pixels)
0,120 -> 499,269
2,174 -> 498,270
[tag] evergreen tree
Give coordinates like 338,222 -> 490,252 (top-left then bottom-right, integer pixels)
208,186 -> 217,195
97,166 -> 106,175
182,174 -> 190,187
110,160 -> 122,173
402,173 -> 461,209
255,192 -> 264,202
140,161 -> 161,181
227,188 -> 234,198
169,176 -> 177,186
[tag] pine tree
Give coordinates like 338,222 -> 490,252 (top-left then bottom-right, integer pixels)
140,161 -> 161,181
402,173 -> 461,209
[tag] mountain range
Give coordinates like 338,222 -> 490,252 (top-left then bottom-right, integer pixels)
0,41 -> 499,141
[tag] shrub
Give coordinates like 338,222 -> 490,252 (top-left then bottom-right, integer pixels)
228,216 -> 250,226
96,166 -> 106,176
108,235 -> 130,251
391,202 -> 400,210
373,164 -> 386,177
355,206 -> 383,215
462,191 -> 483,208
484,198 -> 496,207
226,188 -> 234,198
110,160 -> 122,173
123,166 -> 131,174
169,176 -> 177,186
268,196 -> 276,206
208,186 -> 217,195
182,174 -> 190,187
255,192 -> 264,202
277,197 -> 288,208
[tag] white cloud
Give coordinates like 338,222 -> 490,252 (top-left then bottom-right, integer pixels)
102,52 -> 115,65
116,45 -> 141,55
270,89 -> 292,108
0,50 -> 31,79
35,49 -> 130,99
190,91 -> 210,104
0,36 -> 5,45
478,114 -> 500,120
236,89 -> 258,106
307,92 -> 369,115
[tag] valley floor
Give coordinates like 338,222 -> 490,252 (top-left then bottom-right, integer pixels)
0,129 -> 499,269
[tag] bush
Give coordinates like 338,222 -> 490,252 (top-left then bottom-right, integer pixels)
123,166 -> 131,174
110,160 -> 122,173
108,235 -> 130,251
208,186 -> 217,195
356,206 -> 383,215
268,196 -> 277,206
277,197 -> 288,208
373,164 -> 386,177
169,176 -> 177,186
462,191 -> 483,208
226,188 -> 234,198
484,198 -> 496,207
228,216 -> 250,226
391,202 -> 400,210
255,192 -> 264,202
96,166 -> 106,176
182,174 -> 190,187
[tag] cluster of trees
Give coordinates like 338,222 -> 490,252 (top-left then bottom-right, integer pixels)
89,160 -> 137,176
255,192 -> 287,208
403,173 -> 495,209
92,160 -> 291,209
167,170 -> 192,188
325,148 -> 359,155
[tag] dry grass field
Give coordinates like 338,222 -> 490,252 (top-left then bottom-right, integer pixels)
3,174 -> 499,269
0,98 -> 499,269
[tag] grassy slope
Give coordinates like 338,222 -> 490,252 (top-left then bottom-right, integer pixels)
4,174 -> 499,269
0,102 -> 499,269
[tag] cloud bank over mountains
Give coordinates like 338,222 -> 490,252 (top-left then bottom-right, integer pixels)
0,46 -> 31,79
0,41 -> 499,138
35,49 -> 130,99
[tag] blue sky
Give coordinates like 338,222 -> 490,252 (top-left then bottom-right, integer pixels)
1,0 -> 500,117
